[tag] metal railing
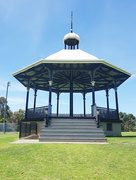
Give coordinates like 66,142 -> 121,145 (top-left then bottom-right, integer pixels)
27,106 -> 48,119
52,113 -> 91,117
91,104 -> 117,120
25,106 -> 50,127
91,104 -> 118,128
97,106 -> 117,120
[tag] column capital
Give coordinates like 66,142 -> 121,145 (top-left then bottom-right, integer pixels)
34,89 -> 37,96
91,81 -> 95,86
57,94 -> 60,101
83,95 -> 86,101
106,89 -> 109,97
82,92 -> 86,96
27,87 -> 30,92
114,87 -> 117,92
49,80 -> 53,86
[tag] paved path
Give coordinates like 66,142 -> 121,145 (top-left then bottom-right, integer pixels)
12,139 -> 108,144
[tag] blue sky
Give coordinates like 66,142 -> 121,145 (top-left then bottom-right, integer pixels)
0,0 -> 136,116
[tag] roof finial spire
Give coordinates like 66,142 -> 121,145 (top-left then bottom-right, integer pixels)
71,11 -> 73,33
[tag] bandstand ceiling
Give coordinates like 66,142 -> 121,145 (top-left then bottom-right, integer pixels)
13,49 -> 131,93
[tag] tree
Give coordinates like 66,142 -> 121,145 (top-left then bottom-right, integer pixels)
127,114 -> 135,131
0,97 -> 10,121
119,112 -> 136,132
14,109 -> 25,124
0,97 -> 6,118
0,97 -> 25,124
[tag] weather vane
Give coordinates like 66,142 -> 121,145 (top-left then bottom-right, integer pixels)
71,11 -> 73,33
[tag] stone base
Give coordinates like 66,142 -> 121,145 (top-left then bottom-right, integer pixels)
100,122 -> 121,136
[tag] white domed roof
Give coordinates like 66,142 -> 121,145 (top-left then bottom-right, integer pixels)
45,49 -> 98,62
63,32 -> 80,44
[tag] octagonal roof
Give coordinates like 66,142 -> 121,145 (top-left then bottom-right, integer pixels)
13,48 -> 131,93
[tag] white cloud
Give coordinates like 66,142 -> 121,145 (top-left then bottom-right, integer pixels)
8,97 -> 25,106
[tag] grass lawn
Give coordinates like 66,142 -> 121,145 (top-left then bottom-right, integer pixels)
0,132 -> 136,180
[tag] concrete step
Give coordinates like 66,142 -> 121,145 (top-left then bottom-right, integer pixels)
51,121 -> 95,124
39,117 -> 107,142
39,137 -> 107,142
51,118 -> 95,120
41,129 -> 104,133
51,122 -> 97,126
40,134 -> 105,138
51,119 -> 96,122
40,131 -> 105,135
41,127 -> 103,130
47,124 -> 97,128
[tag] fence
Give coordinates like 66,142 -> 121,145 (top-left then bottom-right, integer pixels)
19,122 -> 37,138
0,123 -> 19,133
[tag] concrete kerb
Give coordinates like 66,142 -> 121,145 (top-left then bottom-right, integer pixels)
11,139 -> 108,144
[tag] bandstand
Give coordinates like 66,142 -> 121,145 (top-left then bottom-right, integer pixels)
13,16 -> 131,141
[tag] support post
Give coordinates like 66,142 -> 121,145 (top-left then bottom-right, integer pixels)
70,81 -> 73,117
49,70 -> 52,106
25,79 -> 30,119
57,92 -> 60,116
106,89 -> 109,117
33,89 -> 37,110
92,81 -> 95,106
91,71 -> 96,117
91,71 -> 95,106
114,79 -> 119,120
114,87 -> 119,120
48,70 -> 53,117
70,69 -> 73,117
83,92 -> 86,117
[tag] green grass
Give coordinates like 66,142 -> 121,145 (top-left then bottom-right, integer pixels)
122,132 -> 136,136
0,132 -> 136,180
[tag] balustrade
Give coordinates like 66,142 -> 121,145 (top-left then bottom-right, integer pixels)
97,106 -> 117,120
27,106 -> 48,119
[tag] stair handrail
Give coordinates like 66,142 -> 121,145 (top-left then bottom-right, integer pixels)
91,104 -> 100,128
91,104 -> 97,118
44,106 -> 48,127
45,104 -> 52,127
96,108 -> 100,128
48,104 -> 52,117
